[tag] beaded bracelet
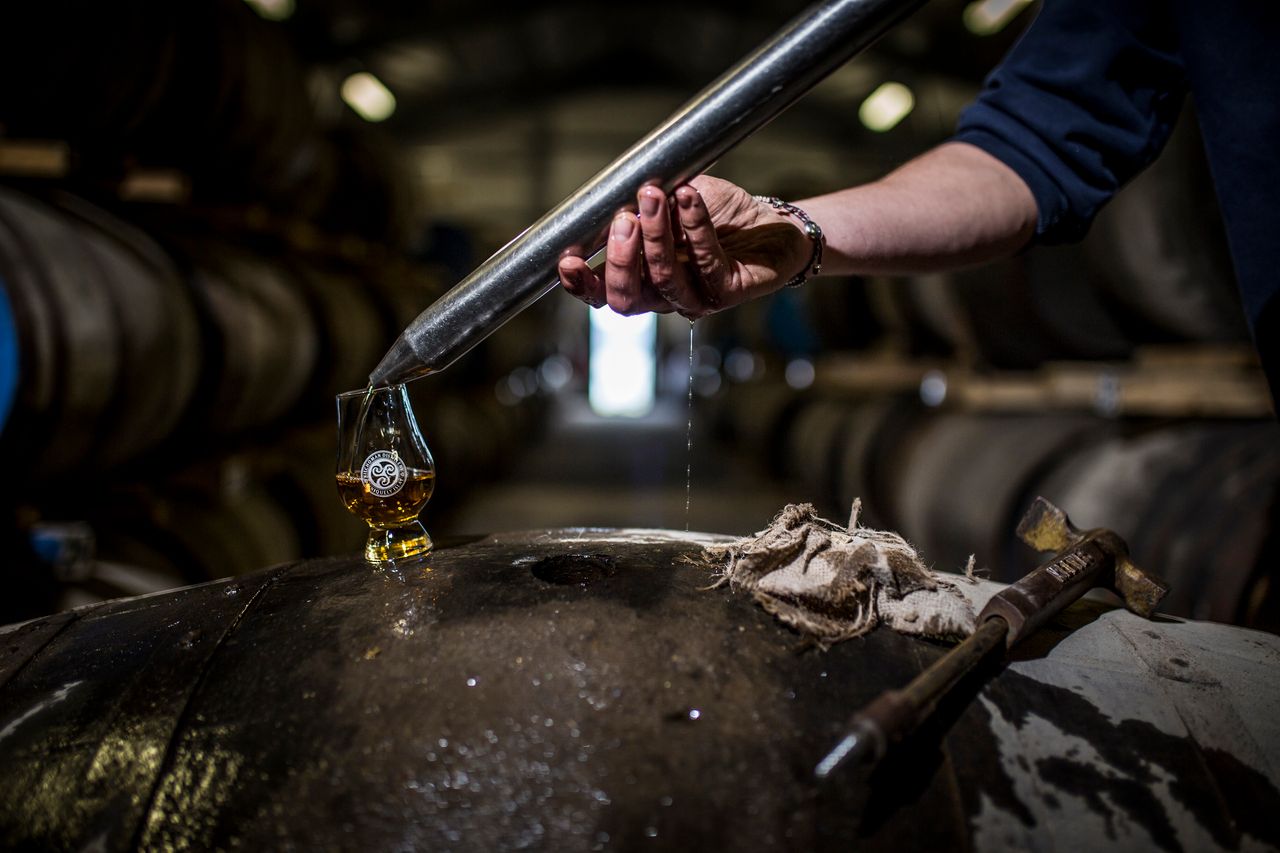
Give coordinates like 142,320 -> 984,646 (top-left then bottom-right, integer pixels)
754,195 -> 825,288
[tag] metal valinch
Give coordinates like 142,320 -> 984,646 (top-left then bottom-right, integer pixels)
369,0 -> 928,387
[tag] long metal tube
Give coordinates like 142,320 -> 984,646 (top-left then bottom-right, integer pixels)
369,0 -> 927,388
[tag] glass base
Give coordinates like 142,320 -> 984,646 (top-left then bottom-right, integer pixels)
365,521 -> 433,563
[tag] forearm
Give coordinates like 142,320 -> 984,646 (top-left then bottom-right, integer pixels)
797,142 -> 1038,277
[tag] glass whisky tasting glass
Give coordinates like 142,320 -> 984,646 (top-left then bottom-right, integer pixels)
336,385 -> 435,563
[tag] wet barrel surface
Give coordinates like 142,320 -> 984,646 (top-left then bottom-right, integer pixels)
1,530 -> 1279,851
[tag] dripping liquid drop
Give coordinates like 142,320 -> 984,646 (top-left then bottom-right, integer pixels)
685,320 -> 694,532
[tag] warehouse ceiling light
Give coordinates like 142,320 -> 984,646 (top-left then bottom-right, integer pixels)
341,72 -> 397,122
375,40 -> 455,96
962,0 -> 1033,36
243,0 -> 295,21
859,82 -> 914,132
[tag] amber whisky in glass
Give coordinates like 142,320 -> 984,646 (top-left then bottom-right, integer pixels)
336,385 -> 435,562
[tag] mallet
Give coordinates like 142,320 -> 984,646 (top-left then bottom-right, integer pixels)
814,496 -> 1169,779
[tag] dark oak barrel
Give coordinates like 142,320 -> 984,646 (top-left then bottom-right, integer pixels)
1028,421 -> 1280,624
854,409 -> 1279,623
784,398 -> 856,517
883,412 -> 1106,574
256,426 -> 367,560
49,192 -> 204,469
834,394 -> 923,530
181,244 -> 319,434
90,475 -> 304,589
0,189 -> 120,471
0,188 -> 202,476
286,260 -> 395,413
2,531 -> 1278,851
715,380 -> 809,480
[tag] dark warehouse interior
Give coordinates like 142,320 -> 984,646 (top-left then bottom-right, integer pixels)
1,1 -> 1279,849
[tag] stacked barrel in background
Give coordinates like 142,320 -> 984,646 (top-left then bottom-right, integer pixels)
0,0 -> 552,621
705,111 -> 1279,629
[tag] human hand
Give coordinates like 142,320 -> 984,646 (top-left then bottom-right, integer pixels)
557,175 -> 814,320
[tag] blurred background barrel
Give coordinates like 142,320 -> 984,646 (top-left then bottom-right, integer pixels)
90,465 -> 303,586
773,375 -> 1277,622
0,188 -> 202,477
180,243 -> 320,434
881,411 -> 1105,573
1028,421 -> 1280,624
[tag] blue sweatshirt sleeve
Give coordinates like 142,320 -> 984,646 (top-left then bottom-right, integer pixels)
953,0 -> 1188,243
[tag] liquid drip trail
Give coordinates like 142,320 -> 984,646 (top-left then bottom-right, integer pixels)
355,384 -> 376,461
685,321 -> 694,532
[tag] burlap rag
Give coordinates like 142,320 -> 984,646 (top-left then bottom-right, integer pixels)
705,501 -> 975,646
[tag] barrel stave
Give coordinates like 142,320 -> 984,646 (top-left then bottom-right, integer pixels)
0,568 -> 283,851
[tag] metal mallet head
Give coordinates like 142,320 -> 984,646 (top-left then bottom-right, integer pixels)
1015,497 -> 1169,618
981,497 -> 1170,649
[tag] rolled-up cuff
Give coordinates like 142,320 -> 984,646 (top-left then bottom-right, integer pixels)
952,126 -> 1088,246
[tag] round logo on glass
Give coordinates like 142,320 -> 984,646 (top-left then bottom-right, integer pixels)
360,450 -> 408,498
